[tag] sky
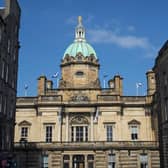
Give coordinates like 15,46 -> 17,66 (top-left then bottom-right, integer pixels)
6,0 -> 168,96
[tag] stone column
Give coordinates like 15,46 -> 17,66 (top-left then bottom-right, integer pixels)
57,108 -> 62,142
90,113 -> 94,141
70,155 -> 73,168
85,154 -> 87,168
65,113 -> 69,142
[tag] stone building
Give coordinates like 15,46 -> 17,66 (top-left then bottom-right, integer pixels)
0,0 -> 20,166
153,41 -> 168,168
14,17 -> 159,168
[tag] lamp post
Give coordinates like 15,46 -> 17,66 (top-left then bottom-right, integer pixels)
20,138 -> 28,168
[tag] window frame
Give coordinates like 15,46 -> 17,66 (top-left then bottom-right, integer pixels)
71,125 -> 88,142
139,154 -> 148,168
104,123 -> 115,142
42,155 -> 49,168
108,154 -> 116,168
20,127 -> 28,139
130,125 -> 138,141
75,71 -> 84,77
45,125 -> 53,143
106,125 -> 113,142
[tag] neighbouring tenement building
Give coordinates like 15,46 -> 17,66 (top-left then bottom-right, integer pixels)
153,41 -> 168,168
14,17 -> 160,168
0,0 -> 20,166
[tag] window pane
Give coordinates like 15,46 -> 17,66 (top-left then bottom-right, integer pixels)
72,126 -> 88,142
88,162 -> 94,168
131,126 -> 138,140
107,125 -> 113,141
87,155 -> 94,161
21,127 -> 28,138
140,154 -> 148,168
63,163 -> 69,168
63,155 -> 70,161
71,127 -> 74,141
46,126 -> 52,142
42,155 -> 48,168
85,126 -> 88,141
108,154 -> 115,168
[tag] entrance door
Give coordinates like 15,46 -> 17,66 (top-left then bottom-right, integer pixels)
73,155 -> 84,168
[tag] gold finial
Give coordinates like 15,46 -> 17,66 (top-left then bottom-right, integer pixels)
78,16 -> 82,24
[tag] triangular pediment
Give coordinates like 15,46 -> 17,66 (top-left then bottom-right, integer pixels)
18,120 -> 31,126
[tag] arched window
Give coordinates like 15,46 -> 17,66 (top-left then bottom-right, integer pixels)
70,116 -> 89,142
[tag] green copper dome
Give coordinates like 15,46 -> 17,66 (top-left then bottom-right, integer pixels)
64,41 -> 97,58
63,16 -> 97,58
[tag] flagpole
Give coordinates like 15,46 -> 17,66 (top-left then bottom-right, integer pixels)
136,83 -> 142,96
103,75 -> 108,88
25,90 -> 27,97
136,85 -> 138,96
56,78 -> 59,88
52,72 -> 59,88
24,84 -> 28,97
103,79 -> 106,88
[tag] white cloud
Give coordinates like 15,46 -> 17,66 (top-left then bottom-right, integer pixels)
66,16 -> 158,57
88,29 -> 151,49
127,25 -> 135,32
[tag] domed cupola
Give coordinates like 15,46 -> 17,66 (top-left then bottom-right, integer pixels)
63,16 -> 97,59
60,16 -> 100,89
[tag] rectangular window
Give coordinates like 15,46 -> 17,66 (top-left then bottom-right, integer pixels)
71,126 -> 88,142
71,126 -> 74,142
131,125 -> 138,140
140,154 -> 148,168
21,127 -> 28,139
42,155 -> 48,168
63,155 -> 70,168
108,154 -> 115,168
46,126 -> 52,143
87,155 -> 94,168
106,125 -> 113,142
76,126 -> 83,142
85,126 -> 88,141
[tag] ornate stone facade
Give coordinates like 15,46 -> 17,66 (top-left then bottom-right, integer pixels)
14,17 -> 160,168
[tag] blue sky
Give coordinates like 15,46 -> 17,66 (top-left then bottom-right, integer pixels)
13,0 -> 168,96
